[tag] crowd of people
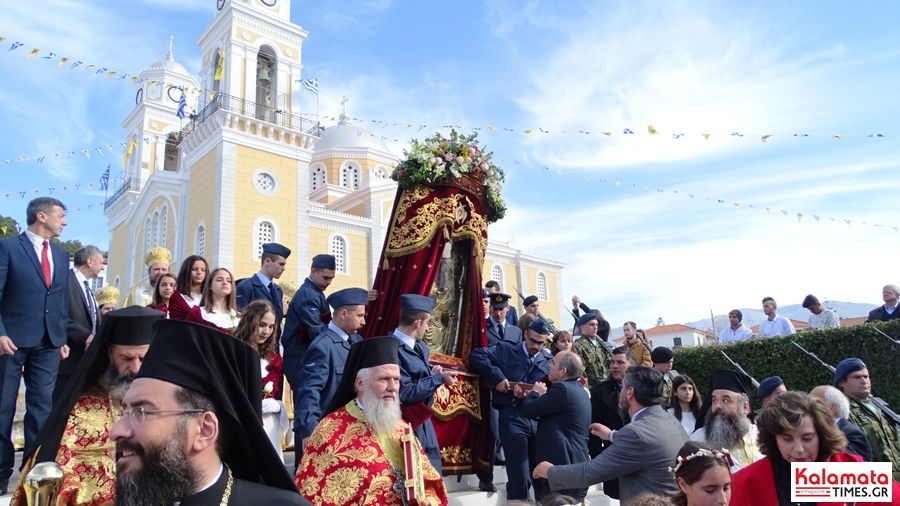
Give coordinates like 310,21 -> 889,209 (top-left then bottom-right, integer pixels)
1,197 -> 899,506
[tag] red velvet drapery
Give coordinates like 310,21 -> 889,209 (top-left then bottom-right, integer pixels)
364,179 -> 492,475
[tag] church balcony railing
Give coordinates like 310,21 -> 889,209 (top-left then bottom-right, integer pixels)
176,93 -> 320,144
104,177 -> 143,209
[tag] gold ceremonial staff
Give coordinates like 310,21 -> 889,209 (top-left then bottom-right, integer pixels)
23,462 -> 64,506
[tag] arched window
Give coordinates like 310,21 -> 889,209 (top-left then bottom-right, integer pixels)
490,264 -> 504,290
310,165 -> 326,191
195,224 -> 206,257
537,272 -> 548,301
373,165 -> 389,179
255,46 -> 277,121
114,276 -> 120,289
330,235 -> 347,273
158,206 -> 168,248
163,133 -> 179,172
340,162 -> 360,190
150,211 -> 160,248
255,221 -> 274,261
144,217 -> 153,251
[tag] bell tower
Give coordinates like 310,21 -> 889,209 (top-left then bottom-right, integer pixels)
196,0 -> 307,113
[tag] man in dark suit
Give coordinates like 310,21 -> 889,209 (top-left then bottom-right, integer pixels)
469,319 -> 554,501
293,288 -> 366,456
866,284 -> 900,322
811,385 -> 873,462
588,345 -> 635,499
391,294 -> 458,474
520,350 -> 591,501
485,292 -> 523,346
485,280 -> 517,326
534,366 -> 690,503
236,242 -> 290,338
0,197 -> 70,494
55,245 -> 104,402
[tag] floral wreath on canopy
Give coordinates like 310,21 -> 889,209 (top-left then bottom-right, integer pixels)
391,130 -> 506,223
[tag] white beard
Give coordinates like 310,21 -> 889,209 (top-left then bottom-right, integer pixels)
361,388 -> 402,435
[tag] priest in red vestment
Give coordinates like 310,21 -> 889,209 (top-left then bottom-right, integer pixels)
295,336 -> 448,506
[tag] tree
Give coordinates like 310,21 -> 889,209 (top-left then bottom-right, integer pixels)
0,215 -> 20,239
50,238 -> 84,258
656,316 -> 666,327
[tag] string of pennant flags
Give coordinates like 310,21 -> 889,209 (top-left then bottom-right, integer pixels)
3,36 -> 893,142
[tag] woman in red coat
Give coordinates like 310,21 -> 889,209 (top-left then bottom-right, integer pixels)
234,300 -> 287,462
731,391 -> 900,506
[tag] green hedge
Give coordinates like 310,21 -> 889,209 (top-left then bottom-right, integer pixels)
673,320 -> 900,412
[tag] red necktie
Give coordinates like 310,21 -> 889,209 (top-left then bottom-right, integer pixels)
41,240 -> 51,288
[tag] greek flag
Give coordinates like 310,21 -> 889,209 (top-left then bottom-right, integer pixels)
298,78 -> 318,94
176,88 -> 187,119
100,165 -> 110,191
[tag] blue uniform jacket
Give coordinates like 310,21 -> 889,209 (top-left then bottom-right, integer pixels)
485,317 -> 523,346
235,274 -> 284,326
393,333 -> 444,472
282,278 -> 329,360
468,342 -> 552,408
293,327 -> 362,440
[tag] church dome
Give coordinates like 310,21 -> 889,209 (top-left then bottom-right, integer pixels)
314,114 -> 391,153
146,43 -> 191,78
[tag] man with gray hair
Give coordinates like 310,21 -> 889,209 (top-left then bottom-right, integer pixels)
867,284 -> 900,322
810,385 -> 873,462
533,366 -> 689,503
520,351 -> 591,502
56,245 -> 104,400
690,370 -> 763,471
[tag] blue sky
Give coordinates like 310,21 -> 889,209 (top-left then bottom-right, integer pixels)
2,0 -> 899,329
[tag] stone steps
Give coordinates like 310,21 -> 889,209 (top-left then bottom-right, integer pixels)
444,467 -> 618,506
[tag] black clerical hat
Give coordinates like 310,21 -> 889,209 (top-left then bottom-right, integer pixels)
710,369 -> 754,398
136,319 -> 297,493
324,336 -> 400,414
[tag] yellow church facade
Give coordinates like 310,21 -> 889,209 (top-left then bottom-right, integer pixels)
103,0 -> 565,325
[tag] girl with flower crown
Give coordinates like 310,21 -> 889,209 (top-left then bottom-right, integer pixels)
235,299 -> 287,462
671,441 -> 733,506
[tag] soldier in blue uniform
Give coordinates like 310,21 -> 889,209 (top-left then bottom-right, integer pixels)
282,254 -> 335,393
235,242 -> 290,338
391,294 -> 458,474
485,292 -> 523,346
469,319 -> 554,501
293,288 -> 367,458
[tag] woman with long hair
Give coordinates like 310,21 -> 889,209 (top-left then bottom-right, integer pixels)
146,273 -> 177,316
180,267 -> 239,333
670,441 -> 732,506
730,391 -> 900,505
234,300 -> 287,462
175,254 -> 208,307
667,375 -> 702,435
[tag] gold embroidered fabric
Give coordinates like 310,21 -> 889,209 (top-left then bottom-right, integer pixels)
10,384 -> 116,506
384,186 -> 488,267
431,372 -> 481,422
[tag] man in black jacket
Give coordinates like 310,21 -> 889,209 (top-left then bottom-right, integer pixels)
588,345 -> 634,499
867,284 -> 900,322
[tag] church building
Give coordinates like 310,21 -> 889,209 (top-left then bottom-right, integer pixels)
102,0 -> 565,325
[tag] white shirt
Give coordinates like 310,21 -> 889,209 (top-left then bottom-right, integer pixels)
200,307 -> 239,330
809,308 -> 840,329
719,324 -> 753,343
24,229 -> 54,280
329,321 -> 350,342
667,407 -> 696,435
758,315 -> 796,337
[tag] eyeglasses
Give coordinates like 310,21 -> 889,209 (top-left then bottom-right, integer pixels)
114,406 -> 206,425
527,336 -> 547,346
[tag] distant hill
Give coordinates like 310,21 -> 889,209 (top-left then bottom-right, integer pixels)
683,301 -> 878,333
